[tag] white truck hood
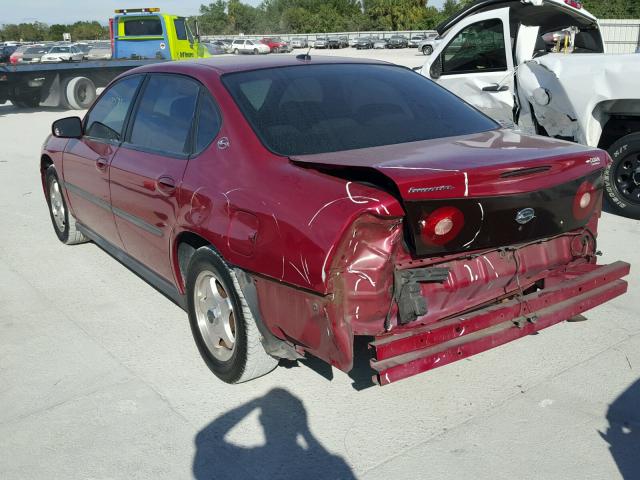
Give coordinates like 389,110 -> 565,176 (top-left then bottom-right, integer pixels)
518,53 -> 640,146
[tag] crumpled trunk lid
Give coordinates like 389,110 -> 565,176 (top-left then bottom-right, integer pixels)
290,129 -> 608,256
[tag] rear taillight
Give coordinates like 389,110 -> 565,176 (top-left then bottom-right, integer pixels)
564,0 -> 582,9
420,206 -> 465,246
573,180 -> 596,219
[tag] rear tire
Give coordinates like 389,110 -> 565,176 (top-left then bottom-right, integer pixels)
253,48 -> 258,55
605,133 -> 640,219
65,77 -> 96,110
186,247 -> 278,383
45,166 -> 88,245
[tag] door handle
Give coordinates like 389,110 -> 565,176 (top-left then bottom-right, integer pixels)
156,176 -> 177,196
482,84 -> 509,92
96,157 -> 109,172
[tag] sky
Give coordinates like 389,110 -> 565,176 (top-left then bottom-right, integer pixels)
2,0 -> 446,24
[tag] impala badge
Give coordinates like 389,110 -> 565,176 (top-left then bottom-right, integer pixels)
515,208 -> 536,225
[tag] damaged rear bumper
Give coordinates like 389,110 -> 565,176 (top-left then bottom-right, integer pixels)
370,261 -> 630,385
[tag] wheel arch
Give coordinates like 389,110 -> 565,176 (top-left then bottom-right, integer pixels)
172,229 -> 222,294
591,100 -> 640,150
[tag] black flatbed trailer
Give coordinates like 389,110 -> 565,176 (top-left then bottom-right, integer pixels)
0,59 -> 166,109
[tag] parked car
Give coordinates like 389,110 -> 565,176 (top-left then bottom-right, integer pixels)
87,41 -> 112,60
314,37 -> 328,49
338,36 -> 349,48
20,45 -> 50,64
75,43 -> 92,59
9,44 -> 30,64
41,56 -> 629,386
355,37 -> 374,49
327,36 -> 342,49
388,35 -> 408,48
348,37 -> 359,47
230,39 -> 270,55
418,33 -> 440,55
373,38 -> 388,49
290,37 -> 308,48
0,45 -> 17,63
260,37 -> 291,53
40,45 -> 84,63
408,35 -> 427,47
204,43 -> 226,55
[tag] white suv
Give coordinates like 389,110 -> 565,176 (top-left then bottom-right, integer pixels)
231,39 -> 270,55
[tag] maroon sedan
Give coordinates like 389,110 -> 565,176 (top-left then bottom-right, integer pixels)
41,55 -> 629,385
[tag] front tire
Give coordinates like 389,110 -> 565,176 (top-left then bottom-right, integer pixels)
45,166 -> 88,245
605,133 -> 640,219
422,45 -> 433,55
233,48 -> 239,54
253,48 -> 258,55
186,247 -> 278,383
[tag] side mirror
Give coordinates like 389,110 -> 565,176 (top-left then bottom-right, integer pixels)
52,116 -> 83,138
429,55 -> 443,80
194,18 -> 201,42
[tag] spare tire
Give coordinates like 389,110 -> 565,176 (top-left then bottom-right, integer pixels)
65,76 -> 96,110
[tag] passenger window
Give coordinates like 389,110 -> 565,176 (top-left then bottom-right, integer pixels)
85,75 -> 142,142
174,18 -> 188,41
129,75 -> 199,155
442,19 -> 507,75
194,92 -> 222,153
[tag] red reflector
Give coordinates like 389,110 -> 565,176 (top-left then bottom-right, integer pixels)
420,206 -> 465,246
564,0 -> 582,9
573,180 -> 596,219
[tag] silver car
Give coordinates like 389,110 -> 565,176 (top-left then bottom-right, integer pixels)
418,34 -> 440,55
290,37 -> 308,48
87,42 -> 112,60
314,37 -> 328,49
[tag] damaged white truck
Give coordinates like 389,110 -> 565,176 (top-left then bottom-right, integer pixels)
419,0 -> 640,218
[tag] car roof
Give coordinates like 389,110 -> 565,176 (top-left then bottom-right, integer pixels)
127,55 -> 390,77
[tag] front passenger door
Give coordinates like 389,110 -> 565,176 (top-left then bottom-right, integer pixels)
62,74 -> 143,248
109,74 -> 200,282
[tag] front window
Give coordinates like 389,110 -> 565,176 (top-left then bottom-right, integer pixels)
442,19 -> 507,75
85,75 -> 143,141
222,64 -> 498,156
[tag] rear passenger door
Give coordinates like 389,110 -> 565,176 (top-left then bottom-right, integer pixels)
108,74 -> 199,282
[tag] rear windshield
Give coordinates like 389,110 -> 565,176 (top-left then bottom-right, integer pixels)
124,17 -> 163,36
222,63 -> 498,156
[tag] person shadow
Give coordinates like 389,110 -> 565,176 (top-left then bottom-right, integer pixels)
193,388 -> 357,480
600,378 -> 640,479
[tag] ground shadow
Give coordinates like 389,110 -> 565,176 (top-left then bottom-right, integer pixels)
600,378 -> 640,479
0,102 -> 70,117
279,336 -> 376,391
193,388 -> 357,480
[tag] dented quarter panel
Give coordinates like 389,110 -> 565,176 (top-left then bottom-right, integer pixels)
519,53 -> 640,146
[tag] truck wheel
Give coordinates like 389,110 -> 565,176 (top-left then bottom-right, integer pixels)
605,133 -> 640,219
45,166 -> 88,245
65,77 -> 96,110
186,247 -> 278,383
422,45 -> 433,55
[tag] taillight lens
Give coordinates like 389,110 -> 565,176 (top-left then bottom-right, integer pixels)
565,0 -> 582,8
573,181 -> 596,219
420,206 -> 465,245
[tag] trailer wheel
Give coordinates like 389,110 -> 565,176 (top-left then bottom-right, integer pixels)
605,132 -> 640,219
65,77 -> 96,110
